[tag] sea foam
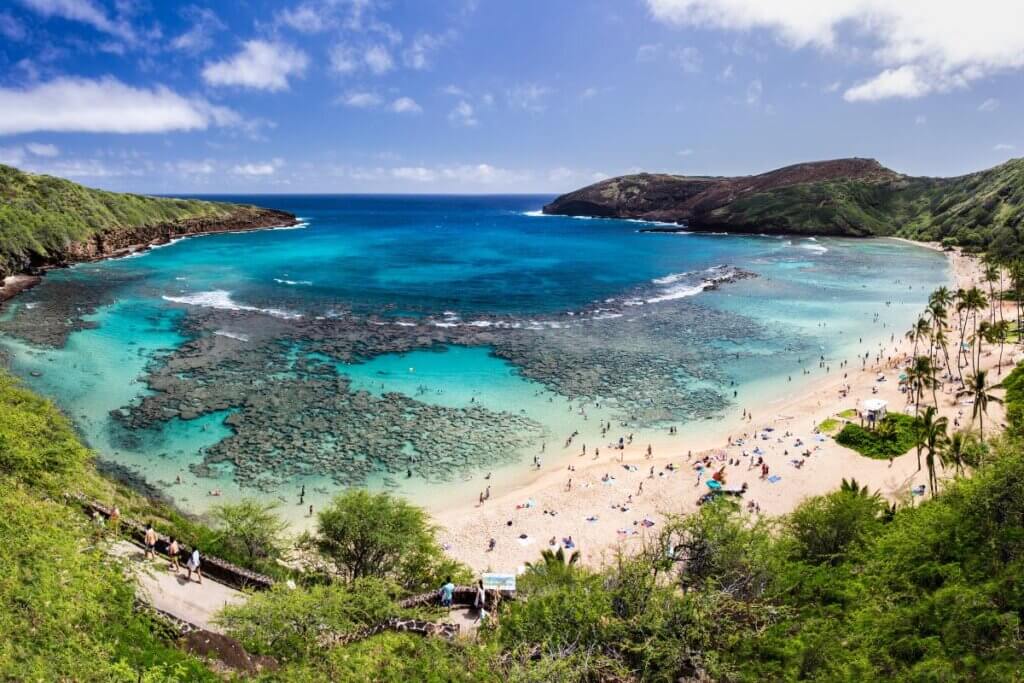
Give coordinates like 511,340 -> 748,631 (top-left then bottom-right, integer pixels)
162,290 -> 302,319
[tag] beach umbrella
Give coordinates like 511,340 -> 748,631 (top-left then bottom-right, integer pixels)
706,480 -> 722,491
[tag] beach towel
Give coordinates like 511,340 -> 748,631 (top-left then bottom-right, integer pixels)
767,475 -> 782,484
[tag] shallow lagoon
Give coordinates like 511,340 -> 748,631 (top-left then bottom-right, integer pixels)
0,196 -> 949,518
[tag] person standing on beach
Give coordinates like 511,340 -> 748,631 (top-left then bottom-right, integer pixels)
186,548 -> 202,584
144,524 -> 157,561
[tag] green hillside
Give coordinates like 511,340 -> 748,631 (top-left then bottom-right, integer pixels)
545,158 -> 1024,255
0,164 -> 290,277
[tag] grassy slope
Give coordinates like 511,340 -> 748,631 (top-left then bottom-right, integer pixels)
713,159 -> 1024,246
0,164 -> 258,275
0,373 -> 217,681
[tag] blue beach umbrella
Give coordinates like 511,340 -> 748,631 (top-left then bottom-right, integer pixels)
706,480 -> 722,491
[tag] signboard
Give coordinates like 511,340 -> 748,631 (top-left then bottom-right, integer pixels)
482,573 -> 516,592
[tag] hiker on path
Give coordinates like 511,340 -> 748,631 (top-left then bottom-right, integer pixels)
144,524 -> 157,561
167,538 -> 180,573
186,548 -> 202,584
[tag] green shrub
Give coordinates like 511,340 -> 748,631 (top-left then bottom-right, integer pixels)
835,413 -> 919,458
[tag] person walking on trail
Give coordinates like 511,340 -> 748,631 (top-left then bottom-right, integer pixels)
167,538 -> 180,573
144,524 -> 157,561
474,579 -> 488,623
186,548 -> 202,584
439,576 -> 455,610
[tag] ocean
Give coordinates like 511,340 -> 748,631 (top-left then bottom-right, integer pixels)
0,195 -> 950,519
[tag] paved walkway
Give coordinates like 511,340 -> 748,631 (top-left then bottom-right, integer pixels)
111,541 -> 247,633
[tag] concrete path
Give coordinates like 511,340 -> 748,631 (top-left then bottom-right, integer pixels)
111,541 -> 247,633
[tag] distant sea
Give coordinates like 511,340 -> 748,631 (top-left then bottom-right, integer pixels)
0,195 -> 950,518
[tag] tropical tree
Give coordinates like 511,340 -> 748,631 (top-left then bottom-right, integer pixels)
973,320 -> 992,373
209,499 -> 288,565
983,259 -> 1001,324
919,406 -> 949,496
957,370 -> 1004,442
905,355 -> 938,413
988,319 -> 1011,374
905,317 -> 931,359
524,546 -> 582,582
941,430 -> 971,477
314,489 -> 464,591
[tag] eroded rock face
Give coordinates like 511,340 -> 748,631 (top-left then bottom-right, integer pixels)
60,208 -> 299,265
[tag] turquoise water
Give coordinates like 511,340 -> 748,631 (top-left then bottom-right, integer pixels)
0,196 -> 950,517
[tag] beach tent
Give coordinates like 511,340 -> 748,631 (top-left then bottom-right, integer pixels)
862,398 -> 888,424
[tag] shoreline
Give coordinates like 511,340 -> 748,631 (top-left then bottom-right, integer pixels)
0,207 -> 299,306
434,244 -> 1007,573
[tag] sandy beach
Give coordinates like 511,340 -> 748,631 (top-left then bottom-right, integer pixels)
436,245 -> 1011,573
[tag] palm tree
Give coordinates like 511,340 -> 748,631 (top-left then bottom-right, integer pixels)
914,405 -> 943,473
524,546 -> 581,579
957,370 -> 1003,442
905,355 -> 937,414
941,430 -> 969,477
920,406 -> 949,496
983,260 -> 1000,325
905,317 -> 931,359
973,320 -> 992,373
988,319 -> 1011,375
840,478 -> 882,503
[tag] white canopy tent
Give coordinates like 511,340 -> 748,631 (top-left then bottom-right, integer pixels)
861,398 -> 888,423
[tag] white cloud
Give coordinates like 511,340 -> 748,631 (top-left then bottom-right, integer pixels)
202,40 -> 308,92
403,32 -> 451,69
19,0 -> 134,40
720,64 -> 735,81
389,97 -> 422,114
0,77 -> 240,135
671,46 -> 702,73
442,84 -> 468,97
580,87 -> 600,100
231,159 -> 282,176
448,100 -> 478,126
276,3 -> 327,33
0,12 -> 26,41
978,97 -> 1000,112
389,163 -> 529,185
329,43 -> 359,75
392,166 -> 436,182
26,142 -> 59,157
823,80 -> 841,93
174,159 -> 216,175
677,148 -> 694,156
647,0 -> 1024,101
843,65 -> 932,102
339,91 -> 383,108
636,43 -> 661,62
994,143 -> 1015,151
506,83 -> 552,112
915,114 -> 927,125
745,79 -> 763,105
364,44 -> 394,74
171,6 -> 224,53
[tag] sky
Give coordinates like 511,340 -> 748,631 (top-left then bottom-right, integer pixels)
0,0 -> 1022,194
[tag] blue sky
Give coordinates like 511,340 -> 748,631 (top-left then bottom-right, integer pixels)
0,0 -> 1022,193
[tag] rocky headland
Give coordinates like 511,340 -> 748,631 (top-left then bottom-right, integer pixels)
543,157 -> 1024,249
